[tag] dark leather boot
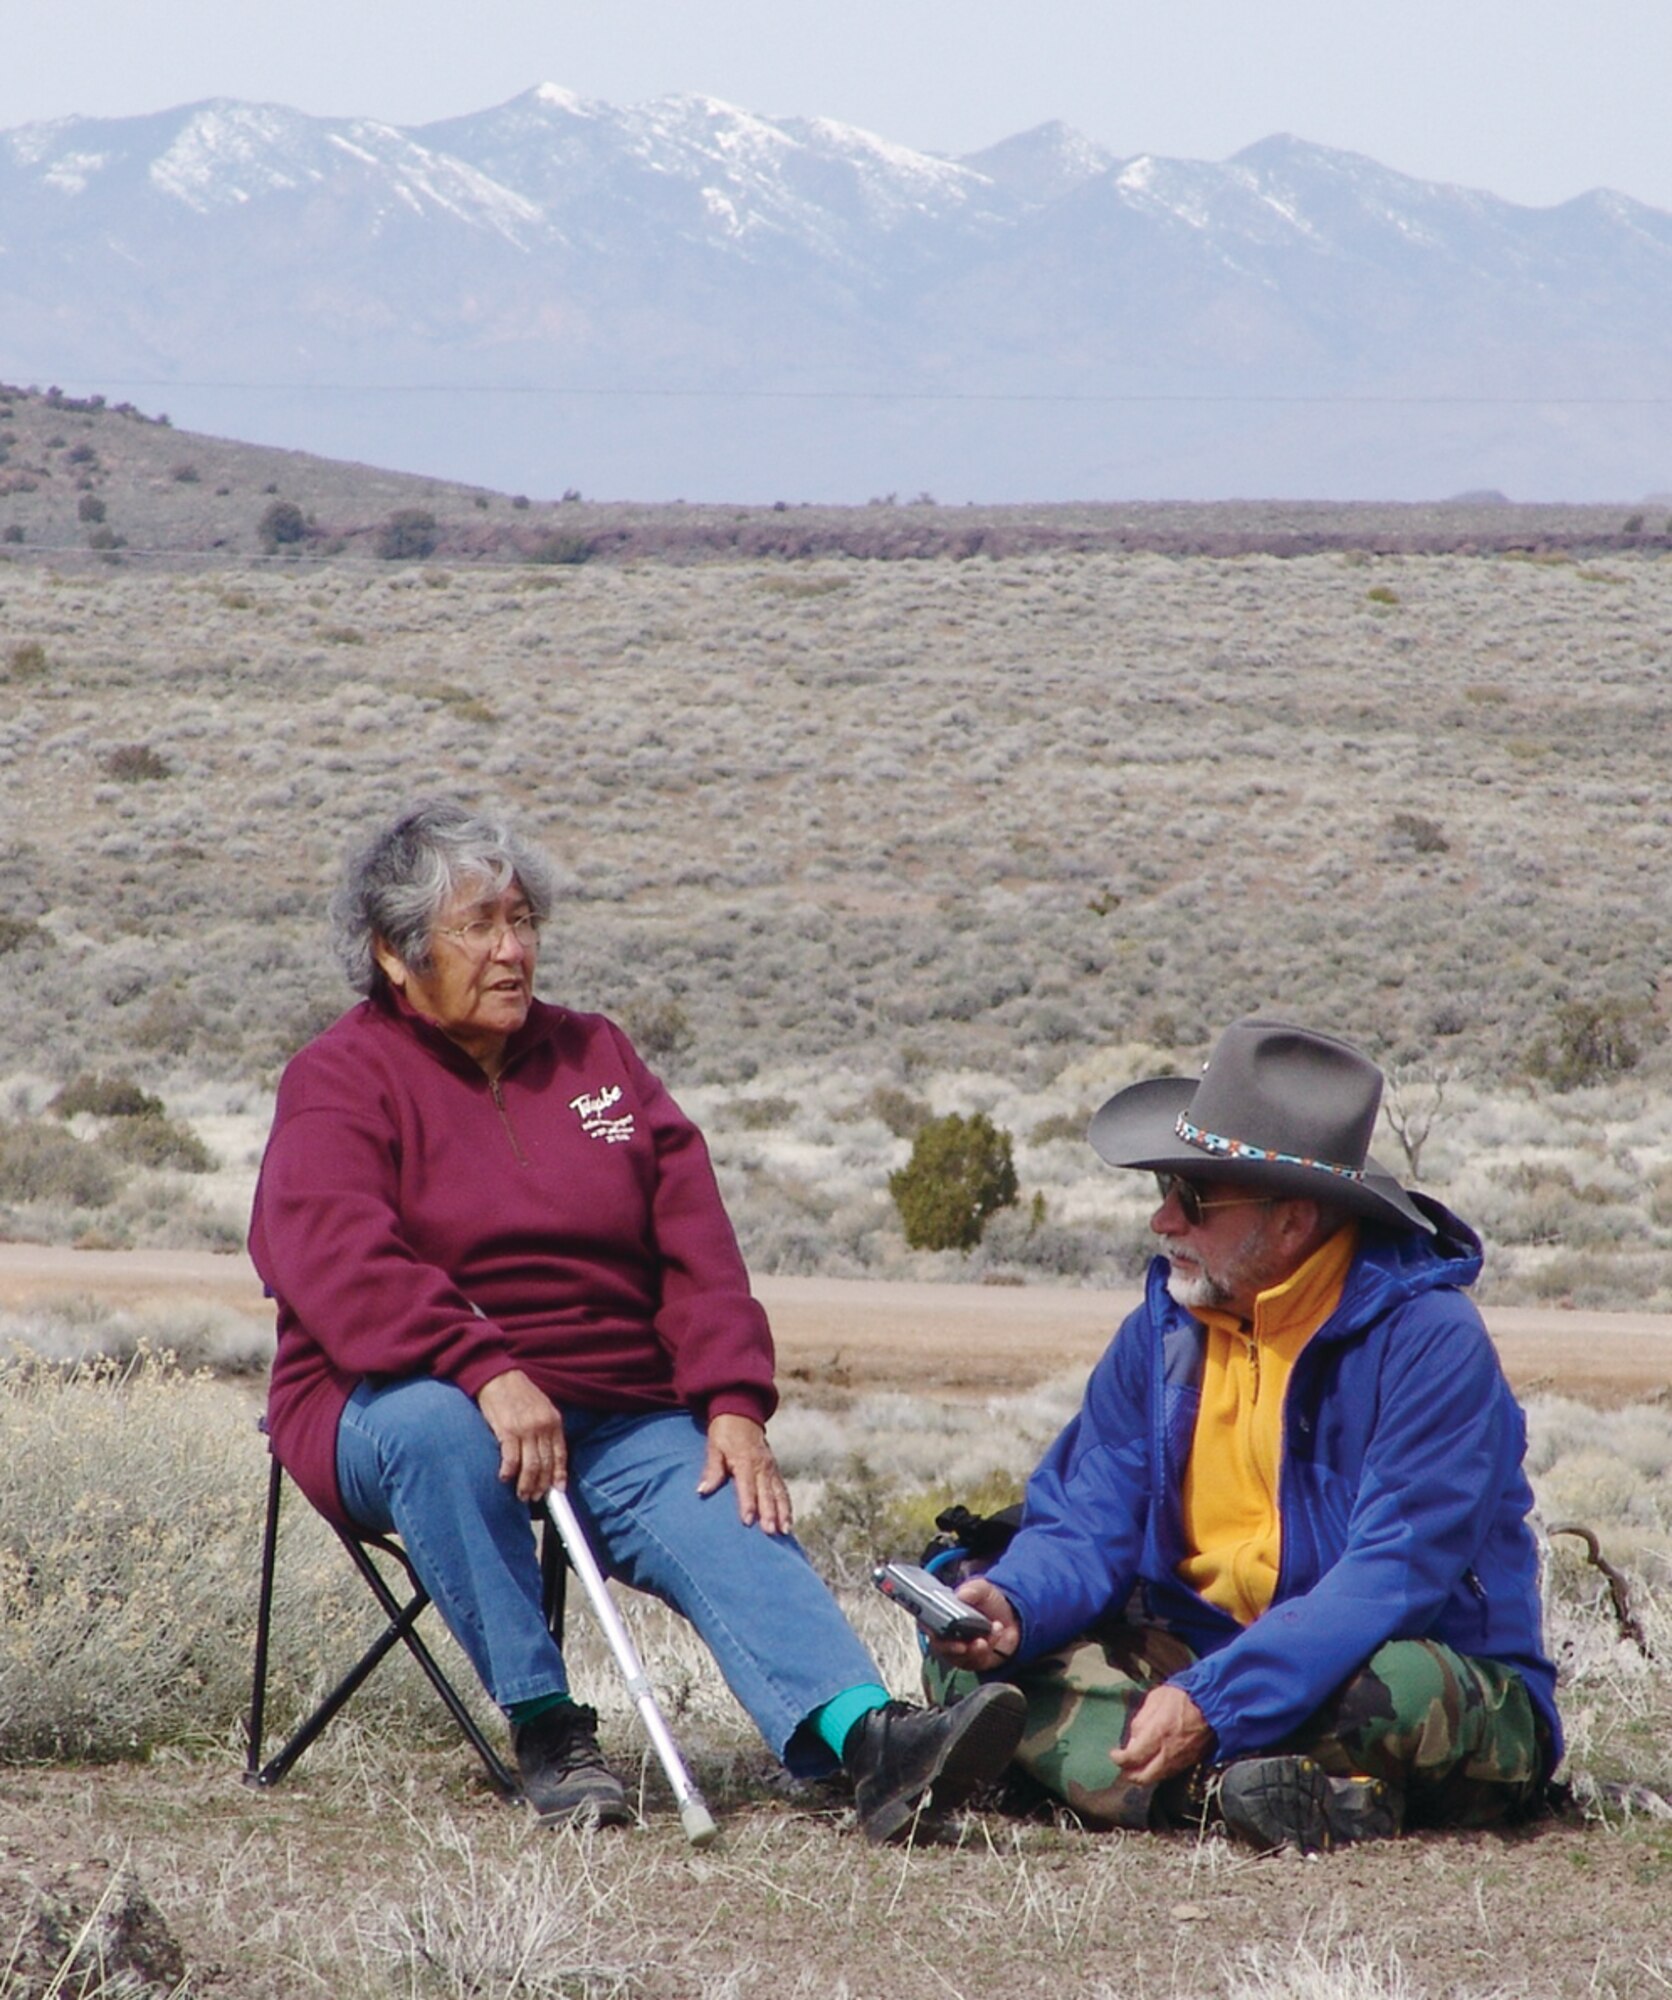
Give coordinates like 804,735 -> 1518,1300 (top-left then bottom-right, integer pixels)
842,1684 -> 1026,1844
511,1701 -> 632,1829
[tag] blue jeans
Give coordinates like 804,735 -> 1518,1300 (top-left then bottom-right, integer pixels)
336,1380 -> 880,1774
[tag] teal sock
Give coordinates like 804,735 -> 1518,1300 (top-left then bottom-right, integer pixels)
507,1690 -> 574,1725
809,1682 -> 893,1761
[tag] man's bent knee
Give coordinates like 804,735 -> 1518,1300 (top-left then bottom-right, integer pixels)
1295,1640 -> 1544,1823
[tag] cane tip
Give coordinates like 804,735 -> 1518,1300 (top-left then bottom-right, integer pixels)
680,1797 -> 720,1847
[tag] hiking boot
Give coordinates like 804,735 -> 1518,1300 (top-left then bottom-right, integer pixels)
842,1684 -> 1027,1845
1217,1755 -> 1400,1856
510,1702 -> 632,1829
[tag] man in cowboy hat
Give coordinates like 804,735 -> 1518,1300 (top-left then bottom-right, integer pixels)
926,1019 -> 1560,1852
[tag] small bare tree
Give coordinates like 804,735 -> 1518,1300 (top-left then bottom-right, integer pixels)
1380,1066 -> 1454,1184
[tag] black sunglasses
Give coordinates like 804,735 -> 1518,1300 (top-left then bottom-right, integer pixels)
1153,1172 -> 1274,1227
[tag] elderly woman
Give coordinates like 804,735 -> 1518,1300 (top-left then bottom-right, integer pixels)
249,799 -> 1021,1840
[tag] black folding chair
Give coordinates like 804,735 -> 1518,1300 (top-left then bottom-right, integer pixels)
244,1451 -> 567,1795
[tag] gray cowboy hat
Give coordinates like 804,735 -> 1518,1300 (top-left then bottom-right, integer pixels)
1088,1018 -> 1433,1234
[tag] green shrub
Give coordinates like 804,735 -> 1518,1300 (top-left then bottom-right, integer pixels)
0,1120 -> 118,1207
621,997 -> 694,1068
1525,1250 -> 1637,1308
50,1073 -> 164,1120
76,493 -> 105,524
130,989 -> 209,1056
889,1110 -> 1019,1251
867,1085 -> 930,1139
170,461 -> 200,483
724,1094 -> 797,1130
6,640 -> 47,679
1028,1109 -> 1092,1145
0,915 -> 45,956
1526,998 -> 1653,1092
103,744 -> 170,782
1390,810 -> 1448,854
412,680 -> 495,723
526,531 -> 596,566
1498,1161 -> 1613,1205
257,499 -> 306,553
99,1113 -> 216,1174
376,507 -> 438,560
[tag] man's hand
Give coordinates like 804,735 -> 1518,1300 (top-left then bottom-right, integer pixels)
1108,1684 -> 1214,1788
926,1576 -> 1022,1672
698,1413 -> 793,1533
476,1369 -> 566,1501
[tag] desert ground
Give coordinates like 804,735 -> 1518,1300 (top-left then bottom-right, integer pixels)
1,1252 -> 1669,2000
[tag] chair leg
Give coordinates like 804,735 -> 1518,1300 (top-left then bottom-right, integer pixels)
244,1454 -> 285,1782
245,1462 -> 519,1797
539,1509 -> 568,1642
340,1534 -> 518,1796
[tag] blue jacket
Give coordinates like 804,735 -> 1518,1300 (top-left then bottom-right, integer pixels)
984,1200 -> 1561,1768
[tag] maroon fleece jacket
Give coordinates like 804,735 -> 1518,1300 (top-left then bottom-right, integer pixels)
249,993 -> 775,1526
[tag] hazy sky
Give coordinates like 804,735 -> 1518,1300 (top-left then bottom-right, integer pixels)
3,0 -> 1671,213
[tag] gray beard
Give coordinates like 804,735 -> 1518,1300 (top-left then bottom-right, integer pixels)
1159,1212 -> 1275,1316
1165,1263 -> 1235,1313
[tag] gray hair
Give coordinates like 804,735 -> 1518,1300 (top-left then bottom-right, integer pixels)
330,798 -> 559,994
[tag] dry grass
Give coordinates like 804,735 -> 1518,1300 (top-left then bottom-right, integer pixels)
0,1352 -> 1669,1996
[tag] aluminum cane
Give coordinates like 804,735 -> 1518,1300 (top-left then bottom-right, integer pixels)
543,1486 -> 719,1846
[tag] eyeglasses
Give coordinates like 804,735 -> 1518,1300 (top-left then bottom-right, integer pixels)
434,913 -> 541,955
1153,1172 -> 1274,1227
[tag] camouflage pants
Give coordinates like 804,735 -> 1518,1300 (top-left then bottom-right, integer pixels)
924,1626 -> 1547,1831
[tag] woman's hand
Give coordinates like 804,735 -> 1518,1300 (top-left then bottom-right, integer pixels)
927,1576 -> 1022,1672
476,1369 -> 567,1501
698,1413 -> 793,1534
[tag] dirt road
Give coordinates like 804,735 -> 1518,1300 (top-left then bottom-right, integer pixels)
1,1244 -> 1666,1406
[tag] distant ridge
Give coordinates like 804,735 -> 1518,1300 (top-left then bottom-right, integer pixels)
3,380 -> 1664,572
2,88 -> 1669,503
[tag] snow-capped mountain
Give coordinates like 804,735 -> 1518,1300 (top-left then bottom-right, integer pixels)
2,87 -> 1669,500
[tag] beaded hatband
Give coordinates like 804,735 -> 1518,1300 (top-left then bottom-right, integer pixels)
1175,1115 -> 1366,1182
